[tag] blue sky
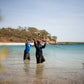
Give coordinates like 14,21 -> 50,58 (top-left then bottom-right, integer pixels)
0,0 -> 84,42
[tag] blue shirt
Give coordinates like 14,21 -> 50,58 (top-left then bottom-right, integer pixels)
24,43 -> 31,53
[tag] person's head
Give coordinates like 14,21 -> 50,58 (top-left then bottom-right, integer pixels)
26,39 -> 31,43
38,33 -> 41,37
37,40 -> 41,45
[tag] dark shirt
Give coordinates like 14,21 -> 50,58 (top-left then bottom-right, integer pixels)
34,42 -> 46,57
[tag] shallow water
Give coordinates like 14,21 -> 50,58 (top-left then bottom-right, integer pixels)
0,44 -> 84,84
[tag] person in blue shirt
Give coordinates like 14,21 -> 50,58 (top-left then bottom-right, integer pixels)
24,39 -> 31,60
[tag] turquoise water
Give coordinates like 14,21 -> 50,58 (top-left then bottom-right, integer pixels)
0,44 -> 84,84
0,44 -> 84,69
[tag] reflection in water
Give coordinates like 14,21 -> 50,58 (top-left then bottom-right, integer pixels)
24,60 -> 30,74
34,63 -> 45,84
82,63 -> 84,68
0,64 -> 4,72
0,46 -> 9,72
36,63 -> 44,78
0,46 -> 9,61
0,81 -> 16,84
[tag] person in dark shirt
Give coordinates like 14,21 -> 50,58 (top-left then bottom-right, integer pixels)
33,39 -> 46,64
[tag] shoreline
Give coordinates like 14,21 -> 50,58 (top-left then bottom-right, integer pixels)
0,42 -> 34,46
0,42 -> 84,46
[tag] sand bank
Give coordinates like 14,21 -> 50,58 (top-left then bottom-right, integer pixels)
0,43 -> 34,46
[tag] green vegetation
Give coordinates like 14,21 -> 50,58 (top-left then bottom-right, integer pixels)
57,42 -> 84,45
51,36 -> 57,44
0,27 -> 57,42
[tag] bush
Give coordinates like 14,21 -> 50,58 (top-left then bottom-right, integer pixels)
10,39 -> 14,42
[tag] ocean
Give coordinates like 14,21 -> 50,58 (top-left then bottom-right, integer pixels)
0,44 -> 84,84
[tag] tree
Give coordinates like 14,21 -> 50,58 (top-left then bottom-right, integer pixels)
52,36 -> 57,44
47,33 -> 52,41
40,30 -> 49,40
0,27 -> 57,43
40,30 -> 49,36
28,27 -> 39,34
18,26 -> 23,31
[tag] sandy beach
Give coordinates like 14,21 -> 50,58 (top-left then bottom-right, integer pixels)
0,43 -> 34,46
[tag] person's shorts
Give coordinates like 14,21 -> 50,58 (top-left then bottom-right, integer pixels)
24,52 -> 30,60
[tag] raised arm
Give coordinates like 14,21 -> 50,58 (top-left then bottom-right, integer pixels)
42,41 -> 46,48
25,39 -> 28,46
33,39 -> 37,48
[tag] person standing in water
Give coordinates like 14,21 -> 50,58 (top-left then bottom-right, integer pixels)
24,39 -> 31,60
33,39 -> 46,64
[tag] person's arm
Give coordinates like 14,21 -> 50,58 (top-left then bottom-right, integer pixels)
25,40 -> 27,46
31,43 -> 34,47
25,39 -> 27,46
33,39 -> 37,48
42,41 -> 46,48
31,45 -> 34,47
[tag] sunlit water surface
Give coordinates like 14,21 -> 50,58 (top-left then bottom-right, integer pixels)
0,44 -> 84,84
